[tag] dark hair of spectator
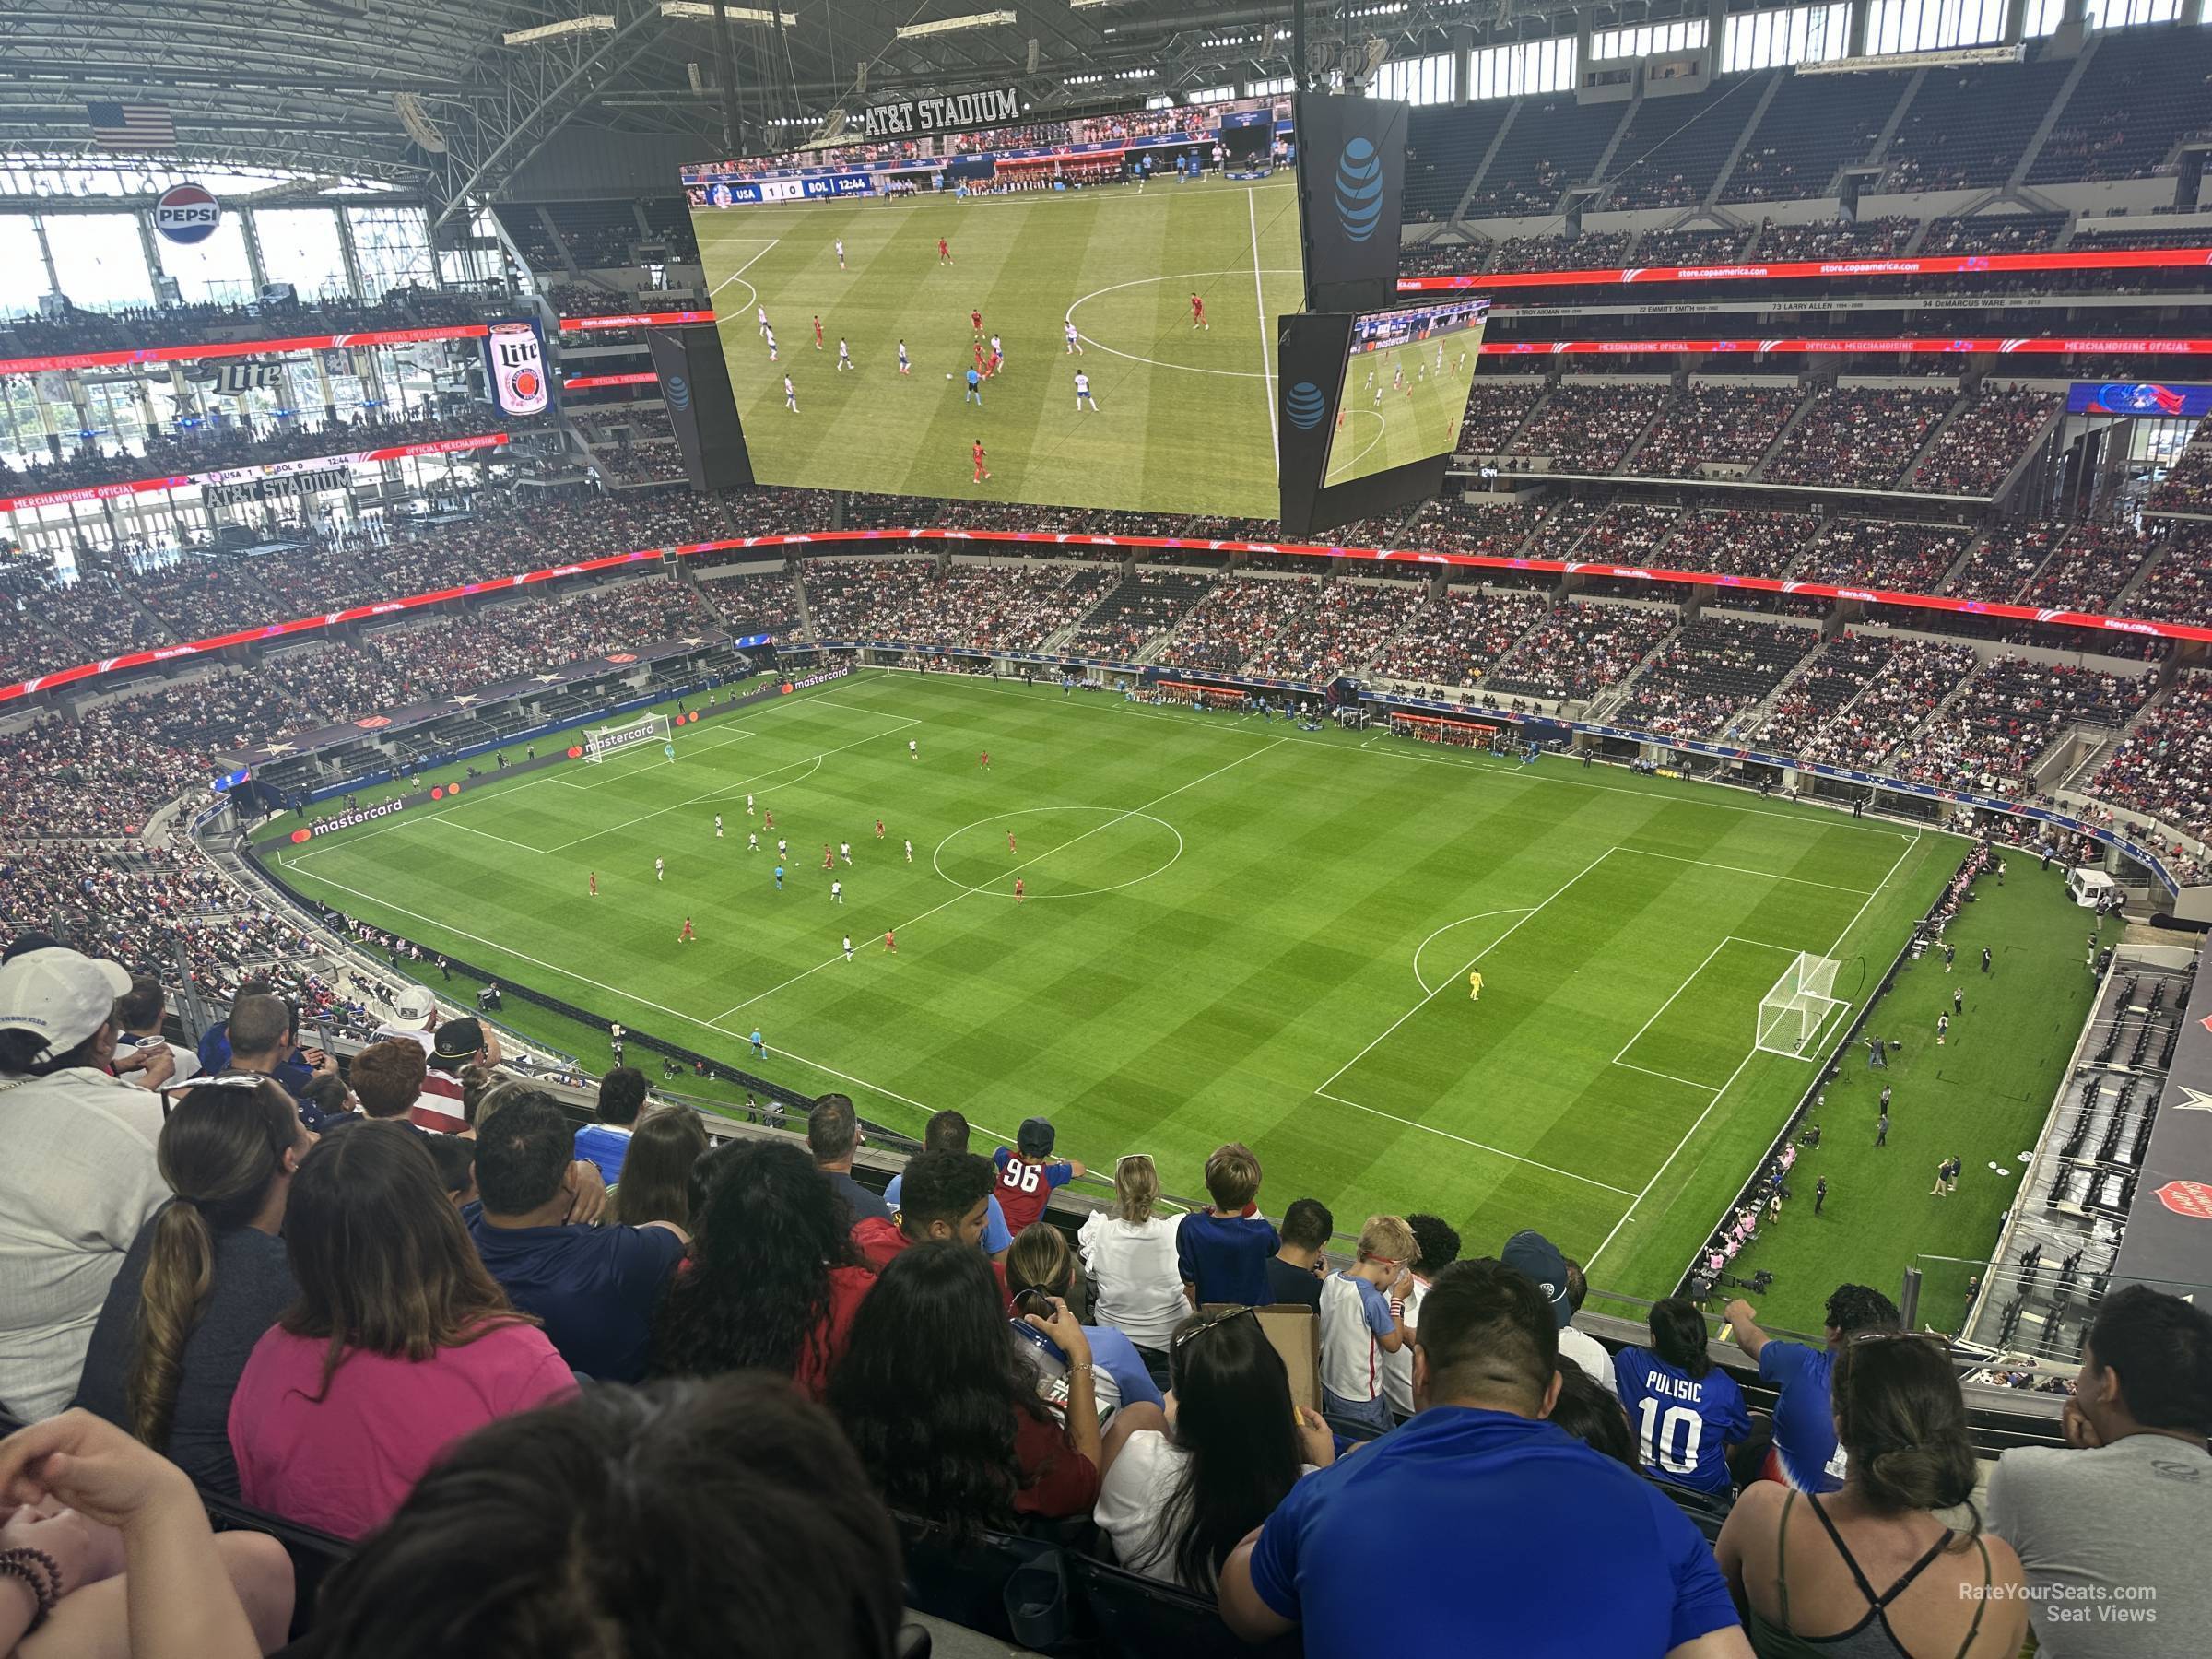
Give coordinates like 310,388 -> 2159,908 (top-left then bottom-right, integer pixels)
808,1092 -> 860,1162
596,1065 -> 648,1126
652,1140 -> 865,1382
1548,1364 -> 1637,1468
1204,1143 -> 1261,1211
828,1241 -> 1042,1541
305,1377 -> 904,1659
472,1092 -> 575,1215
115,974 -> 166,1031
609,1108 -> 709,1230
2087,1284 -> 2212,1436
1826,1283 -> 1903,1338
922,1109 -> 972,1153
425,1134 -> 477,1201
459,1062 -> 498,1127
225,993 -> 292,1061
894,1149 -> 995,1239
1156,1311 -> 1306,1593
348,1038 -> 426,1119
1831,1334 -> 1981,1535
0,1021 -> 112,1075
1406,1213 -> 1461,1275
130,1077 -> 302,1450
1649,1297 -> 1712,1380
0,930 -> 62,964
1278,1198 -> 1334,1253
302,1072 -> 353,1121
1417,1257 -> 1559,1416
281,1122 -> 532,1399
1563,1257 -> 1589,1313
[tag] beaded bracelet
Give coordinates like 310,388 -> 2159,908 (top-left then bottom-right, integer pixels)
0,1546 -> 61,1630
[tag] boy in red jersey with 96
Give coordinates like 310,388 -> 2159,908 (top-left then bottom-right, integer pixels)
992,1116 -> 1086,1235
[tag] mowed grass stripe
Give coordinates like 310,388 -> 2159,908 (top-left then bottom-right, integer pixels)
275,675 -> 1951,1294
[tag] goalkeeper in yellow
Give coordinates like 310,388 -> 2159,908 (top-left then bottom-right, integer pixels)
1468,969 -> 1484,1002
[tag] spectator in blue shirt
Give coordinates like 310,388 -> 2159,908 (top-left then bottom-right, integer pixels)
468,1093 -> 687,1382
573,1066 -> 648,1186
1174,1142 -> 1278,1308
1006,1224 -> 1163,1413
1219,1257 -> 1751,1659
213,990 -> 323,1112
1722,1283 -> 1900,1492
1614,1297 -> 1751,1496
882,1109 -> 1013,1259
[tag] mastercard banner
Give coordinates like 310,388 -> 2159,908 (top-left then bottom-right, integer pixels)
485,319 -> 549,418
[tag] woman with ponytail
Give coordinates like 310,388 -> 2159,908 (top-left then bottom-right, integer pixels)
1717,1332 -> 2029,1658
74,1076 -> 310,1496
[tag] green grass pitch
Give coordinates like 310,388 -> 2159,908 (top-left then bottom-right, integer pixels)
688,178 -> 1303,517
257,669 -> 2102,1313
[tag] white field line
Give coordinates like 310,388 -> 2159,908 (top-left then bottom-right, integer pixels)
1313,1088 -> 1638,1197
1584,830 -> 1924,1273
1248,187 -> 1278,474
1611,934 -> 1797,1068
710,237 -> 781,297
1411,907 -> 1535,994
1610,845 -> 1875,895
1312,846 -> 1620,1099
550,726 -> 759,792
1614,1062 -> 1722,1093
703,736 -> 1290,1027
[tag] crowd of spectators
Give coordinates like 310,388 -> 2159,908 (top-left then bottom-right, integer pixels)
1888,655 -> 2151,790
1506,382 -> 1670,474
1764,386 -> 1959,489
1486,598 -> 1677,702
1748,215 -> 1917,261
798,558 -> 1117,652
1946,524 -> 2061,604
1663,509 -> 1820,580
1798,639 -> 1981,769
1154,573 -> 1321,675
1611,615 -> 1818,738
2018,523 -> 2158,614
1912,386 -> 2059,495
1629,384 -> 1804,477
1572,502 -> 1681,566
2088,667 -> 2212,843
1059,569 -> 1216,658
1241,579 -> 1426,683
1397,239 -> 1489,277
2124,522 -> 2212,627
0,285 -> 477,363
2148,426 -> 2212,515
1488,231 -> 1633,275
1366,586 -> 1547,690
1795,518 -> 1974,594
1455,379 -> 1547,454
1399,495 -> 1537,560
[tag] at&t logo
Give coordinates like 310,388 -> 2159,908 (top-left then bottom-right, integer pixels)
1285,381 -> 1326,429
1334,137 -> 1383,243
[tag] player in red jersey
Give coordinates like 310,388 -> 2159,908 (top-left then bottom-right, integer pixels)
678,916 -> 695,944
883,929 -> 897,954
875,818 -> 886,839
1190,291 -> 1208,330
979,750 -> 991,771
988,347 -> 1004,378
971,439 -> 989,483
812,314 -> 824,350
970,308 -> 983,336
822,843 -> 834,870
1006,830 -> 1017,853
763,807 -> 774,831
938,237 -> 951,264
1014,877 -> 1025,903
588,871 -> 597,897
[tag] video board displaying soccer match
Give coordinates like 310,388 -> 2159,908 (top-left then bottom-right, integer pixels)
680,96 -> 1303,519
1324,297 -> 1489,488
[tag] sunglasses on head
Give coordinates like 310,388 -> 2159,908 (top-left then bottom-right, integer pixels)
1171,1305 -> 1257,1353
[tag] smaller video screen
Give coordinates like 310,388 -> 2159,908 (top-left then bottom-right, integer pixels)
1322,297 -> 1490,488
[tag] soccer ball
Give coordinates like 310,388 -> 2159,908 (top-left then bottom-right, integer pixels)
946,371 -> 953,380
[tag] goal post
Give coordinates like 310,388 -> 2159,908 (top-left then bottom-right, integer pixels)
582,712 -> 672,765
1756,951 -> 1846,1060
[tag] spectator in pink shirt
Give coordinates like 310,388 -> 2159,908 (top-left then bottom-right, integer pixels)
227,1123 -> 576,1539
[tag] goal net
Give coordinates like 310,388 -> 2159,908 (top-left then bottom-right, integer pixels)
582,712 -> 671,764
1756,952 -> 1845,1059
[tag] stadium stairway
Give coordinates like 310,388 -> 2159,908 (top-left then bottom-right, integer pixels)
2008,36 -> 2104,190
1745,390 -> 1823,483
1893,391 -> 1975,490
1702,73 -> 1785,211
1930,529 -> 1993,597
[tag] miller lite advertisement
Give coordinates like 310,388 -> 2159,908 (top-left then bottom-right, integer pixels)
484,320 -> 549,418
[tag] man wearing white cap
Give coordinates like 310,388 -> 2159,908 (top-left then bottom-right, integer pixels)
373,983 -> 441,1053
0,947 -> 173,1420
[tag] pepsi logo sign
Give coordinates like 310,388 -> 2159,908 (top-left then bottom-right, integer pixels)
153,183 -> 221,245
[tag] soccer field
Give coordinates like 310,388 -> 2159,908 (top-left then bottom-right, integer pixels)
1325,337 -> 1480,487
689,177 -> 1304,517
265,671 -> 1957,1300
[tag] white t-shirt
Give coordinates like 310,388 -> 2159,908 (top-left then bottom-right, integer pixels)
0,1067 -> 170,1420
112,1037 -> 202,1084
1318,1271 -> 1394,1405
1095,1430 -> 1319,1588
1077,1211 -> 1187,1350
1558,1322 -> 1615,1392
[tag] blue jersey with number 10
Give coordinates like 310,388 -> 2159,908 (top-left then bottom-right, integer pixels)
1612,1347 -> 1750,1495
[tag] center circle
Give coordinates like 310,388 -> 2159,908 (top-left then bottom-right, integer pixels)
933,806 -> 1183,900
1065,268 -> 1304,381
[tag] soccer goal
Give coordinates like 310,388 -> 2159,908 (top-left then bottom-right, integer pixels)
1756,951 -> 1847,1059
582,712 -> 672,764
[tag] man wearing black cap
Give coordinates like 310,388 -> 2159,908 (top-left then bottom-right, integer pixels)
1500,1229 -> 1614,1390
993,1115 -> 1086,1237
809,1093 -> 891,1223
417,1014 -> 498,1133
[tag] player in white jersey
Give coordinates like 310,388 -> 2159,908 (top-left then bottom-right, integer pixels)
654,857 -> 665,882
765,326 -> 778,360
842,934 -> 853,961
838,338 -> 854,371
1064,320 -> 1082,354
908,738 -> 918,759
778,838 -> 788,858
898,339 -> 911,375
830,879 -> 843,904
839,841 -> 852,865
714,814 -> 723,838
747,793 -> 755,814
747,831 -> 759,852
783,375 -> 798,413
835,238 -> 846,268
757,305 -> 769,335
904,838 -> 914,863
1075,371 -> 1098,411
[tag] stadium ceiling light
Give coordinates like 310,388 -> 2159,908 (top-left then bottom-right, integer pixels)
502,13 -> 616,43
895,9 -> 1016,36
1067,0 -> 1130,8
659,2 -> 801,22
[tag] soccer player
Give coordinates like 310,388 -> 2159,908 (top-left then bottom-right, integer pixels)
1468,969 -> 1483,1002
980,751 -> 991,771
971,340 -> 986,375
747,793 -> 755,815
764,808 -> 775,831
774,863 -> 784,889
1075,370 -> 1098,411
1065,319 -> 1082,354
1612,1299 -> 1750,1496
766,325 -> 778,360
988,346 -> 1004,379
750,1026 -> 765,1057
842,934 -> 853,962
830,879 -> 843,904
713,813 -> 724,838
964,367 -> 982,406
897,339 -> 911,375
883,929 -> 896,954
1014,877 -> 1025,903
783,375 -> 798,414
839,841 -> 852,865
834,237 -> 845,268
875,818 -> 885,839
664,741 -> 676,763
970,307 -> 983,337
838,338 -> 854,371
1190,291 -> 1208,330
903,838 -> 914,863
756,304 -> 769,335
812,314 -> 824,350
822,843 -> 834,870
678,916 -> 696,945
937,236 -> 951,265
908,738 -> 918,760
971,437 -> 989,481
588,871 -> 597,897
1006,829 -> 1016,853
747,831 -> 759,853
654,857 -> 665,882
988,332 -> 1003,364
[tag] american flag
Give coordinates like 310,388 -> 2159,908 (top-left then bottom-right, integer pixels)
86,102 -> 177,149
